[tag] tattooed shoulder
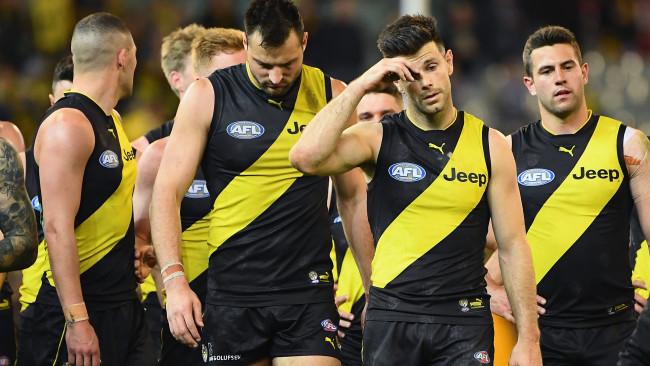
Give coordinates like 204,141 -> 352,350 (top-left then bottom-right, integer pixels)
0,137 -> 37,271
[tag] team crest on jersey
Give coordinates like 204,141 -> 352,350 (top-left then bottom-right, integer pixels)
473,351 -> 490,364
31,195 -> 41,212
321,319 -> 338,332
185,179 -> 210,199
98,150 -> 120,168
226,121 -> 265,139
388,162 -> 426,182
517,168 -> 555,186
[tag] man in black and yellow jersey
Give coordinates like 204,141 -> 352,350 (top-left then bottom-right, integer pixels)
134,27 -> 246,366
290,14 -> 541,366
331,84 -> 402,366
486,26 -> 650,366
150,0 -> 372,365
30,13 -> 153,366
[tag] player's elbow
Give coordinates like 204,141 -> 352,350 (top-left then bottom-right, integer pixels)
289,146 -> 323,176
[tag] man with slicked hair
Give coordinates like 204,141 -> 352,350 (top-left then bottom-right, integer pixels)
29,12 -> 153,366
486,25 -> 650,366
291,14 -> 541,366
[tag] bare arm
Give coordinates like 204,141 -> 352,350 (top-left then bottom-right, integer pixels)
626,129 -> 650,251
35,109 -> 93,310
0,121 -> 25,152
487,129 -> 541,363
0,138 -> 37,271
150,78 -> 213,347
133,139 -> 167,281
290,59 -> 414,176
333,170 -> 374,294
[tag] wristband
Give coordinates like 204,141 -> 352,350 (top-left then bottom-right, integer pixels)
161,262 -> 184,276
64,302 -> 89,325
163,271 -> 186,285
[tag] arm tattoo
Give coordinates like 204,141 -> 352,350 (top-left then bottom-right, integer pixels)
0,138 -> 37,271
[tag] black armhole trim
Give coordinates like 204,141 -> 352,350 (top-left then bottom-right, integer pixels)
325,76 -> 333,102
206,74 -> 225,146
617,124 -> 628,180
483,125 -> 492,178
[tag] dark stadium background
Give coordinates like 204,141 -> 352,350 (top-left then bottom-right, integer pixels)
0,0 -> 648,142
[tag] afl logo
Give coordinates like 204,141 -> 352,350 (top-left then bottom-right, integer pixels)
517,168 -> 555,186
31,196 -> 41,212
185,179 -> 210,199
388,162 -> 426,182
473,351 -> 490,364
99,150 -> 120,168
226,121 -> 265,139
320,319 -> 338,332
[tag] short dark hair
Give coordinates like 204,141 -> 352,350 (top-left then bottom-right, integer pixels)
523,25 -> 582,76
370,83 -> 401,101
377,15 -> 444,58
244,0 -> 303,48
52,55 -> 74,87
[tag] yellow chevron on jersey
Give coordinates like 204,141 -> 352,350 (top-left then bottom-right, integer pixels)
19,240 -> 46,311
528,117 -> 623,284
336,248 -> 364,313
371,114 -> 488,288
330,240 -> 338,283
45,111 -> 136,284
206,65 -> 327,254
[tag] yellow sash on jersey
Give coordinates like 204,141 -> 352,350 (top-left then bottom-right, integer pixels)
207,66 -> 327,254
372,113 -> 489,287
45,110 -> 137,284
528,117 -> 623,284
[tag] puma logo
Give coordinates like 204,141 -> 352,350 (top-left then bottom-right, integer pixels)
559,145 -> 575,157
107,128 -> 116,138
325,336 -> 336,350
267,99 -> 283,110
428,142 -> 445,154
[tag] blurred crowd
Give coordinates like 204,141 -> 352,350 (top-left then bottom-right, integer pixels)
1,0 -> 649,142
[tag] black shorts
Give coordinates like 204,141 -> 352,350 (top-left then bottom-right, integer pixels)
340,322 -> 362,366
159,309 -> 204,366
618,306 -> 650,366
16,305 -> 36,366
541,321 -> 636,366
363,320 -> 494,366
202,302 -> 341,365
25,300 -> 155,366
0,297 -> 14,366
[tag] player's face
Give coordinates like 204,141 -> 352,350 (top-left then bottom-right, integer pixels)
245,30 -> 306,96
524,43 -> 588,118
356,93 -> 402,123
399,42 -> 454,117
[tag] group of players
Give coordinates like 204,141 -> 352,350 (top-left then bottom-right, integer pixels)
1,0 -> 650,365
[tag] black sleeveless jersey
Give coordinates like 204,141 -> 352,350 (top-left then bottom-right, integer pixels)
201,63 -> 333,306
34,91 -> 138,306
144,120 -> 174,143
511,113 -> 634,327
367,111 -> 492,324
